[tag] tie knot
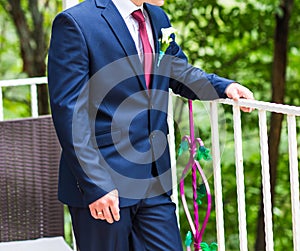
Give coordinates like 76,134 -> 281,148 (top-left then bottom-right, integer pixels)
132,10 -> 145,24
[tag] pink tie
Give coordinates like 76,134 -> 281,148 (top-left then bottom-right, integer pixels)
132,10 -> 153,89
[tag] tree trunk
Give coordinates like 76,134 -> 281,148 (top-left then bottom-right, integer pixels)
255,0 -> 293,250
1,0 -> 50,115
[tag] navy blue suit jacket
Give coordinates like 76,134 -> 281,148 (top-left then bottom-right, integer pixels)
47,0 -> 233,208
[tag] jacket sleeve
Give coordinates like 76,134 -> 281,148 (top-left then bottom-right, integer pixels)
158,11 -> 233,100
47,12 -> 116,205
169,42 -> 233,100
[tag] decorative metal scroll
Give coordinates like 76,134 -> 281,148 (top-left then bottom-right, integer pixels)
178,100 -> 217,251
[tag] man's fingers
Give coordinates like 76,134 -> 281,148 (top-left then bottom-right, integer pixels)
89,207 -> 105,220
96,210 -> 105,220
90,207 -> 98,219
240,106 -> 254,113
109,190 -> 120,222
231,90 -> 240,101
225,83 -> 255,113
240,87 -> 254,100
226,82 -> 254,100
237,87 -> 255,112
89,206 -> 117,222
88,189 -> 120,223
226,84 -> 239,100
110,204 -> 120,222
103,207 -> 114,224
94,206 -> 119,223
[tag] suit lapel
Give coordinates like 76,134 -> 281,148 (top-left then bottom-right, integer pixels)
96,0 -> 147,90
144,4 -> 162,91
144,4 -> 160,56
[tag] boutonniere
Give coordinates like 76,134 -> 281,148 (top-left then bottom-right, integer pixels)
157,27 -> 177,67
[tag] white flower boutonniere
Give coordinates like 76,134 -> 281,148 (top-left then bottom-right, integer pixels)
157,27 -> 177,67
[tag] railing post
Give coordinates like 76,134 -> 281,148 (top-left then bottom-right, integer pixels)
30,84 -> 38,118
232,104 -> 248,251
63,0 -> 79,9
168,91 -> 179,222
210,101 -> 226,251
0,87 -> 3,121
258,109 -> 274,251
287,115 -> 300,251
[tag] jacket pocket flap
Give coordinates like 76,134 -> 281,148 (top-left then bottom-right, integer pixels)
95,130 -> 121,148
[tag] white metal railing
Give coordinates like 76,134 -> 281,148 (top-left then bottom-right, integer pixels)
63,0 -> 79,9
210,99 -> 300,251
0,77 -> 47,121
1,77 -> 299,250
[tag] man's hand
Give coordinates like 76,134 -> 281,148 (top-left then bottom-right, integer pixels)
89,189 -> 120,224
225,82 -> 255,113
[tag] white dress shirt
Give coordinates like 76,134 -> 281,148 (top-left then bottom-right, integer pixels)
111,0 -> 155,62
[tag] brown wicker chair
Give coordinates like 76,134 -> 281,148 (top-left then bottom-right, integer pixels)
0,115 -> 64,242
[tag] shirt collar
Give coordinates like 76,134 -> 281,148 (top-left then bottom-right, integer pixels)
112,0 -> 144,19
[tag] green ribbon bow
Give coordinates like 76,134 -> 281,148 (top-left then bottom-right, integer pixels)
195,146 -> 212,161
200,242 -> 218,251
185,231 -> 193,247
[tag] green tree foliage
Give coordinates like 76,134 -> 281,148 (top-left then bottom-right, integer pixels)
164,0 -> 300,250
0,10 -> 22,79
0,0 -> 62,117
165,0 -> 299,103
0,0 -> 299,250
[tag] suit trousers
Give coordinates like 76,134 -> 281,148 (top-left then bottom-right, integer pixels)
69,193 -> 183,251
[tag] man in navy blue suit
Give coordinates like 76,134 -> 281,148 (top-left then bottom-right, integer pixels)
48,0 -> 254,250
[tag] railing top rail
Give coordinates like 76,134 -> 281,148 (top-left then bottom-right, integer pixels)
1,77 -> 300,116
218,98 -> 300,116
0,77 -> 47,87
